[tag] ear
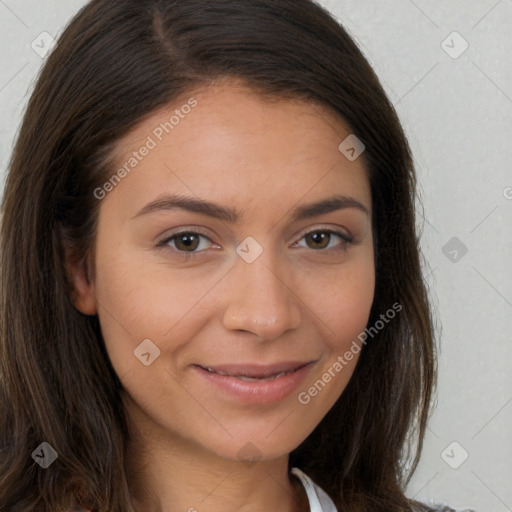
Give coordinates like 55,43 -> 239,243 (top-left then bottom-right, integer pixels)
67,254 -> 98,316
61,230 -> 97,316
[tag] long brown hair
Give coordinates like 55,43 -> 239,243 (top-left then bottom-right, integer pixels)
1,1 -> 438,510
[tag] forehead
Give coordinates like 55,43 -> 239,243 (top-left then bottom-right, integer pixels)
105,81 -> 371,219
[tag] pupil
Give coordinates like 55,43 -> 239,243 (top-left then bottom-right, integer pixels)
177,234 -> 198,251
309,232 -> 328,249
174,232 -> 331,252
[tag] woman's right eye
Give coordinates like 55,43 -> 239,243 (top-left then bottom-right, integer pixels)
156,231 -> 215,257
155,227 -> 355,261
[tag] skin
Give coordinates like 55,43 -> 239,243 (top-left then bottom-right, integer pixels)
67,79 -> 375,512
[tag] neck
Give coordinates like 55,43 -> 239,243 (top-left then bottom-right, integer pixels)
123,399 -> 309,512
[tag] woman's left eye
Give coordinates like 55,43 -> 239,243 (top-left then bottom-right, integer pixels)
293,229 -> 353,252
156,228 -> 353,258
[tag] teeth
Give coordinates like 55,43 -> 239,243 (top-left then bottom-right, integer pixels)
218,370 -> 289,380
237,375 -> 261,382
202,366 -> 297,380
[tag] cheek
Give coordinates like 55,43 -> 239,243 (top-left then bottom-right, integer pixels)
300,255 -> 374,402
93,224 -> 374,384
92,241 -> 178,372
92,238 -> 223,379
311,253 -> 375,350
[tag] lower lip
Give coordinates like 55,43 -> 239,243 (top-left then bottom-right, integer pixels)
193,363 -> 314,404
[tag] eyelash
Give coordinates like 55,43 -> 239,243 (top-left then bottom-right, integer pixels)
156,228 -> 354,260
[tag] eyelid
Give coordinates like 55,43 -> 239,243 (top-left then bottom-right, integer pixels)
295,224 -> 353,243
155,224 -> 354,257
155,226 -> 216,244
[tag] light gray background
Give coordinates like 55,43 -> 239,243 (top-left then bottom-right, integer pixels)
0,1 -> 511,510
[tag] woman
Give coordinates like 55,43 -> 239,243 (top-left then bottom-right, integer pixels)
0,0 -> 473,511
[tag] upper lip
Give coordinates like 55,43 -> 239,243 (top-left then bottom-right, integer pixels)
195,361 -> 314,378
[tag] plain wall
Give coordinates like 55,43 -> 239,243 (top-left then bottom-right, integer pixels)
0,1 -> 511,510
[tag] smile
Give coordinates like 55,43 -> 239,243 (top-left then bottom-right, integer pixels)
199,364 -> 306,381
192,361 -> 315,404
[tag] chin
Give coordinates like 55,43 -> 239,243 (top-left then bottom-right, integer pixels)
200,426 -> 312,466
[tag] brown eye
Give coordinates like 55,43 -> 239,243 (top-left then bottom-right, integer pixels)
297,229 -> 353,252
173,233 -> 201,252
157,231 -> 214,256
305,232 -> 330,249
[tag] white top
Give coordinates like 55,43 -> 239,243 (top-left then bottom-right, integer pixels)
291,467 -> 338,512
291,469 -> 476,512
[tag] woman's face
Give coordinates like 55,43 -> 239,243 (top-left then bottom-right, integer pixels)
72,80 -> 375,462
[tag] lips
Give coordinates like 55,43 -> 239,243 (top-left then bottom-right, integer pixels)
195,361 -> 311,380
192,360 -> 315,404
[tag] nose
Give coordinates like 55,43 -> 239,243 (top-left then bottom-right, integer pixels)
221,248 -> 302,340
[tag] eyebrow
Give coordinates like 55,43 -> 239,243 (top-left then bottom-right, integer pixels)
132,193 -> 369,223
